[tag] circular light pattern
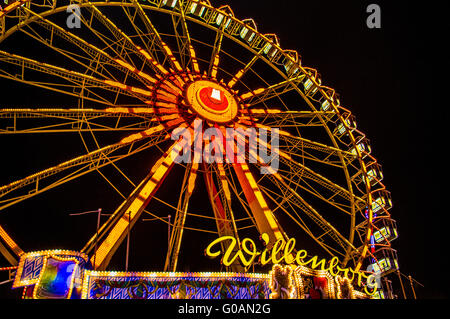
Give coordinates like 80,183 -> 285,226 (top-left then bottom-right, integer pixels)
185,80 -> 239,124
198,87 -> 229,112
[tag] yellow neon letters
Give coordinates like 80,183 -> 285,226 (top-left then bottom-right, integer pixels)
205,234 -> 377,295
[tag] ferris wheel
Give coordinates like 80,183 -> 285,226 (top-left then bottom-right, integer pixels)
0,0 -> 399,299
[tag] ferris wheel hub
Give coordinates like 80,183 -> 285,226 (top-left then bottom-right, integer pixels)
185,80 -> 239,124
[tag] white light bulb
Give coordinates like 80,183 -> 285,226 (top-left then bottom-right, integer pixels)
211,88 -> 221,101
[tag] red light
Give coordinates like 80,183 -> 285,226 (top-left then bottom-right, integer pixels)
198,87 -> 229,111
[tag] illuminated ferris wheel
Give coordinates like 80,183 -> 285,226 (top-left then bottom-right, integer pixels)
0,0 -> 400,299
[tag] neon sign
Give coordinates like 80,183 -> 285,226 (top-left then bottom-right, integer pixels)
205,233 -> 378,295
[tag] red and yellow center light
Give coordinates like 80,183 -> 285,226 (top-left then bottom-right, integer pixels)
198,87 -> 229,112
185,80 -> 239,124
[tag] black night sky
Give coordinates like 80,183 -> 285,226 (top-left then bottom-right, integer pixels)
0,0 -> 445,300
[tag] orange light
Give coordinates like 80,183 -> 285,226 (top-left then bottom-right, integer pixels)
211,55 -> 220,78
228,70 -> 244,88
114,59 -> 136,73
137,71 -> 158,84
189,45 -> 201,73
131,87 -> 152,96
138,48 -> 169,75
104,80 -> 127,90
249,109 -> 282,114
0,225 -> 23,256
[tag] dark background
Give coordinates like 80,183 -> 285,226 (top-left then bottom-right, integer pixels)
0,0 -> 444,299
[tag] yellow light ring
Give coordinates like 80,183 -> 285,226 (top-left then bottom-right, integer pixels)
195,87 -> 230,115
185,80 -> 239,124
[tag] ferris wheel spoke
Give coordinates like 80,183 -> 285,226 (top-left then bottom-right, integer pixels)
79,1 -> 146,71
235,125 -> 351,169
279,156 -> 362,204
258,183 -> 339,258
235,140 -> 355,259
242,109 -> 336,127
261,164 -> 356,220
164,161 -> 198,272
233,127 -> 362,214
0,124 -> 171,212
278,147 -> 361,205
227,49 -> 263,89
264,173 -> 355,257
239,74 -> 306,107
0,108 -> 155,134
273,126 -> 349,153
203,162 -> 244,272
207,18 -> 226,78
274,166 -> 354,213
219,164 -> 256,227
278,138 -> 354,169
233,133 -> 363,259
78,1 -> 173,79
245,133 -> 365,260
17,26 -> 118,84
243,142 -> 358,217
120,2 -> 159,63
82,183 -> 181,257
0,50 -> 152,106
251,122 -> 355,167
90,136 -> 193,270
0,72 -> 109,107
17,8 -> 157,88
268,168 -> 358,224
121,0 -> 183,74
170,1 -> 200,73
232,162 -> 287,246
